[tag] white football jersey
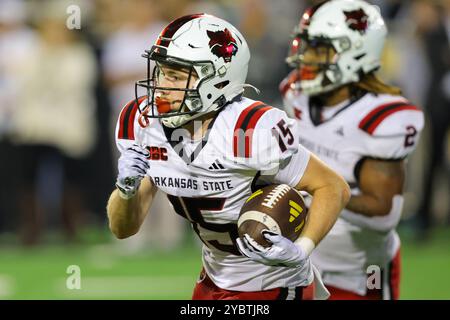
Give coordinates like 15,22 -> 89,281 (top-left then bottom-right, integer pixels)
115,96 -> 314,292
282,86 -> 424,296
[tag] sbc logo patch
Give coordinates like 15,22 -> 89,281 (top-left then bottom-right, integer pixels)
146,146 -> 168,161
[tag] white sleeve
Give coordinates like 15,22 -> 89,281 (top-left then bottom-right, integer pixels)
362,108 -> 424,160
272,143 -> 310,187
248,108 -> 311,187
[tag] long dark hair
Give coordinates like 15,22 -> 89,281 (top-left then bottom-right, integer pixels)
354,73 -> 402,95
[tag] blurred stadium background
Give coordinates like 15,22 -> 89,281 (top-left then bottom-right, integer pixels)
0,0 -> 449,299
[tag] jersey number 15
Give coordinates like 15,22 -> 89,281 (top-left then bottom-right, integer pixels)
271,119 -> 294,152
167,195 -> 240,256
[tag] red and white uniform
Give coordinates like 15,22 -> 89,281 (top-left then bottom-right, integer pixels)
282,85 -> 424,299
115,96 -> 328,299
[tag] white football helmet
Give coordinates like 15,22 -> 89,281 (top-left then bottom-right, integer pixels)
286,0 -> 387,96
136,13 -> 251,128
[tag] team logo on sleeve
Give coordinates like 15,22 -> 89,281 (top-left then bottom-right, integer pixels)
207,29 -> 238,62
344,9 -> 369,34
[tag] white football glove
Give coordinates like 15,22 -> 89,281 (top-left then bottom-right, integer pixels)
116,144 -> 150,199
236,230 -> 308,268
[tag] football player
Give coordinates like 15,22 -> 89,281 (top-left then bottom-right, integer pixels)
280,0 -> 424,300
106,13 -> 350,300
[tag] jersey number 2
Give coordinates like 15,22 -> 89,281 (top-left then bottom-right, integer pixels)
404,125 -> 417,147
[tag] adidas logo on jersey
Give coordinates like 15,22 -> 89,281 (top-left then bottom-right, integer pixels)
209,159 -> 225,170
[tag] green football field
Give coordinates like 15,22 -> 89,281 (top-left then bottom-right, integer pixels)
0,227 -> 449,300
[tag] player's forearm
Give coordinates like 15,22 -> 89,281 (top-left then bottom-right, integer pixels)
302,179 -> 350,245
346,194 -> 393,217
107,189 -> 148,239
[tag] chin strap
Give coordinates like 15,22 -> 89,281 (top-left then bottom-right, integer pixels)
226,83 -> 260,97
242,83 -> 260,95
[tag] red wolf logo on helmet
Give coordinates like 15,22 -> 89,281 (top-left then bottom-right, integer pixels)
207,29 -> 238,63
344,8 -> 369,34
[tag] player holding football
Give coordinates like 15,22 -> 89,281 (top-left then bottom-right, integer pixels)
107,14 -> 350,300
280,0 -> 424,300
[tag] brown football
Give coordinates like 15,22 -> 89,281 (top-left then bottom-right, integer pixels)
237,184 -> 308,248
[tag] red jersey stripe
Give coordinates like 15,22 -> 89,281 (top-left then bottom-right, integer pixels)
244,106 -> 272,157
359,101 -> 408,130
234,101 -> 265,132
118,100 -> 135,139
365,105 -> 421,135
118,96 -> 147,140
233,102 -> 271,157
